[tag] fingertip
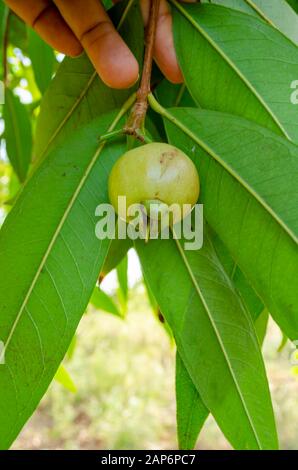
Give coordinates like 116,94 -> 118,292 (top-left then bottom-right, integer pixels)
86,28 -> 140,89
101,57 -> 140,89
162,64 -> 184,84
62,41 -> 83,58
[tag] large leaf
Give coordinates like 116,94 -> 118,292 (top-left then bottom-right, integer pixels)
176,353 -> 208,450
34,0 -> 143,161
0,110 -> 126,449
54,364 -> 77,393
3,89 -> 32,182
162,106 -> 298,339
136,232 -> 278,449
172,2 -> 298,143
201,0 -> 298,45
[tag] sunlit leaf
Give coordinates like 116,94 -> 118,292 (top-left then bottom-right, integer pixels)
54,364 -> 77,393
0,110 -> 126,449
287,0 -> 298,13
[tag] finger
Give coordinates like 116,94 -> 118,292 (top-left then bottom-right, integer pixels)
141,0 -> 183,84
53,0 -> 139,89
4,0 -> 82,57
155,0 -> 183,84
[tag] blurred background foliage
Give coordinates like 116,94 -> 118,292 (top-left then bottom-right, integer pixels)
0,0 -> 297,450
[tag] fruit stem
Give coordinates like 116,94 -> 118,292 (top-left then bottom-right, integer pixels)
124,0 -> 161,141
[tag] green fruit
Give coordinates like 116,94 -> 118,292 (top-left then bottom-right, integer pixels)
108,143 -> 200,222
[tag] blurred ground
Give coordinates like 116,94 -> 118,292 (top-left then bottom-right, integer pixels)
12,284 -> 298,450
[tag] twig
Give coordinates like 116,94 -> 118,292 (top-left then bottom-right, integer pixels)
3,9 -> 11,87
124,0 -> 160,140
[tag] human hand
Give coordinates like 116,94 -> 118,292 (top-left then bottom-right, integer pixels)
4,0 -> 191,89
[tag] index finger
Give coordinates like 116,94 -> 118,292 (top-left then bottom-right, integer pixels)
4,0 -> 83,57
53,0 -> 139,89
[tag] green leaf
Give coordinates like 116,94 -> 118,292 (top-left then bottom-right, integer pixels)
136,232 -> 278,450
28,28 -> 55,94
34,1 -> 143,161
54,364 -> 77,393
3,89 -> 32,182
155,78 -> 264,335
172,2 -> 298,143
117,255 -> 129,303
0,110 -> 126,449
102,236 -> 132,276
175,228 -> 267,450
255,309 -> 269,346
163,106 -> 298,339
90,287 -> 122,318
176,353 -> 208,450
66,334 -> 77,361
175,251 -> 267,451
0,8 -> 27,55
201,0 -> 298,45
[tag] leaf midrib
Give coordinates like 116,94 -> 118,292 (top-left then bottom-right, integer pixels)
173,234 -> 263,449
0,90 -> 136,363
171,0 -> 291,140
